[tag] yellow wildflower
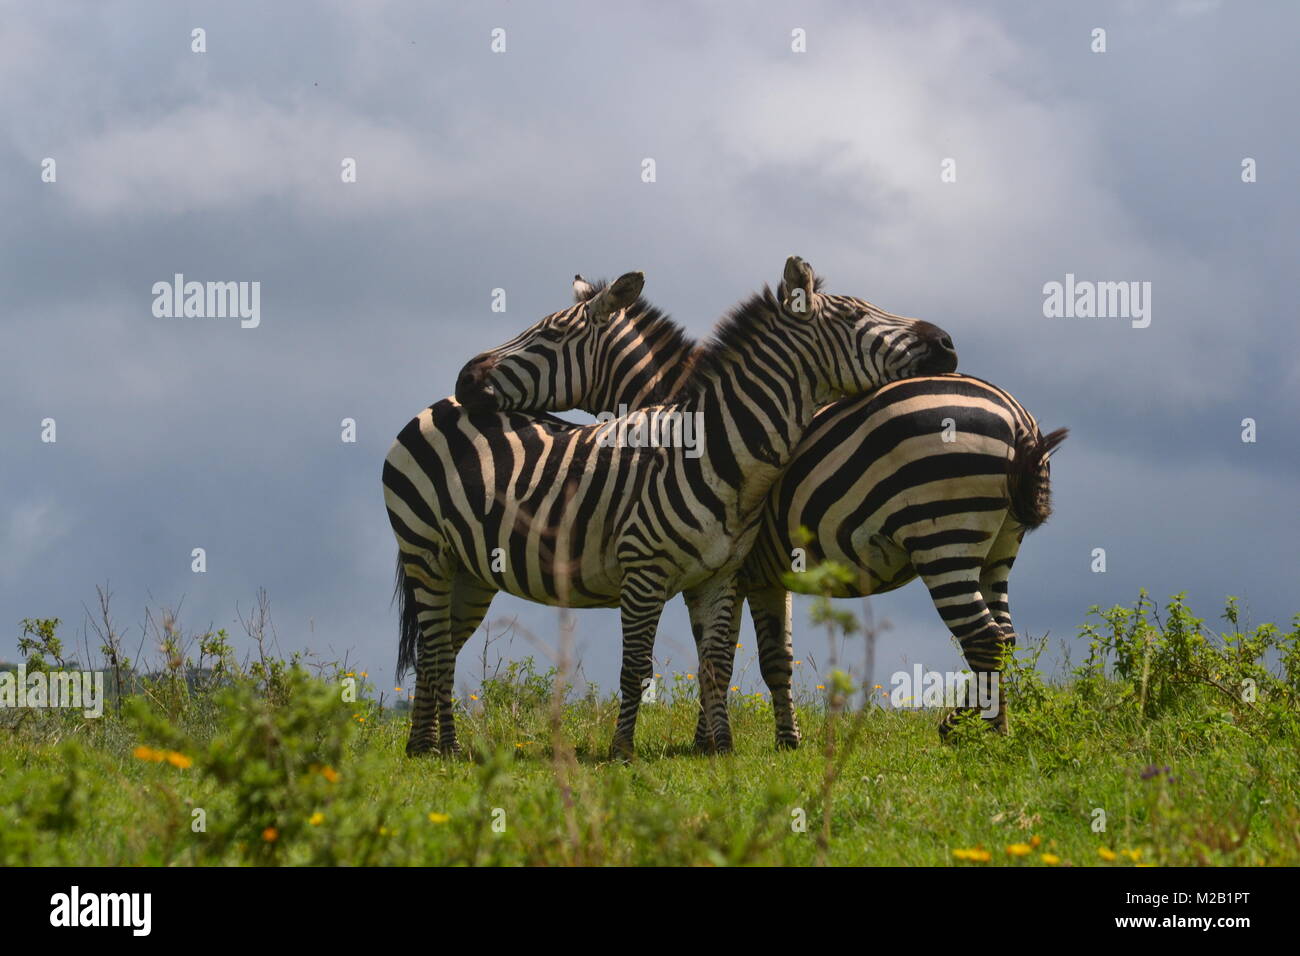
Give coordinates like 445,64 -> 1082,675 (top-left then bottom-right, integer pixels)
1098,847 -> 1118,861
1006,843 -> 1033,857
308,812 -> 324,826
428,812 -> 450,824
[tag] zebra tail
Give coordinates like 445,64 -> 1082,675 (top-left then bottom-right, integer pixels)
1008,426 -> 1069,530
394,554 -> 421,683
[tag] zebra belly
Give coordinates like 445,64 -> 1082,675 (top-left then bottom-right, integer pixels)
670,517 -> 763,594
846,530 -> 916,595
770,526 -> 916,599
444,512 -> 628,609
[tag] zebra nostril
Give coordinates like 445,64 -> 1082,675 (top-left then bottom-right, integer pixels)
917,331 -> 958,373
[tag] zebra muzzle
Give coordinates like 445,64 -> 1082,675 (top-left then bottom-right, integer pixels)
455,360 -> 500,412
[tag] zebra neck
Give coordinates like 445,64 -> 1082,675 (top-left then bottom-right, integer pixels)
587,339 -> 699,413
686,355 -> 821,499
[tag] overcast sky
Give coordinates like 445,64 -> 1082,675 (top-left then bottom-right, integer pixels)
2,1 -> 1296,698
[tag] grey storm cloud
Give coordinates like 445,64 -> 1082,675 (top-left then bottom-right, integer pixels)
2,0 -> 1296,694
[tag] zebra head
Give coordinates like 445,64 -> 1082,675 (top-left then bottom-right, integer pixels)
775,256 -> 957,400
455,271 -> 689,413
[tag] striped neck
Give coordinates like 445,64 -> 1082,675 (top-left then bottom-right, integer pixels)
679,291 -> 825,506
581,303 -> 698,415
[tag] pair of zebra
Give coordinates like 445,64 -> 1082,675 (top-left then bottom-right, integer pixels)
383,257 -> 1066,758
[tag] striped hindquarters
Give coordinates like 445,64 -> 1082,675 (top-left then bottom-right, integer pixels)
742,374 -> 1058,596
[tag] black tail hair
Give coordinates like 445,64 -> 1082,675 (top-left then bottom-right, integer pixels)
394,554 -> 421,683
1008,427 -> 1069,530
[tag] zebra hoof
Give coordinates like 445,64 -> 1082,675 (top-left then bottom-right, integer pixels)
775,734 -> 800,751
987,706 -> 1010,734
609,738 -> 635,762
937,709 -> 966,742
938,707 -> 1007,741
405,739 -> 436,758
692,737 -> 715,755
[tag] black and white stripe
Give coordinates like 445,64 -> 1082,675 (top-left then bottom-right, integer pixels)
384,257 -> 956,757
731,375 -> 1067,746
446,276 -> 1065,750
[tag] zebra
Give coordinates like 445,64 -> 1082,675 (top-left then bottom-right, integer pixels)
730,376 -> 1066,746
455,278 -> 1066,750
384,257 -> 957,757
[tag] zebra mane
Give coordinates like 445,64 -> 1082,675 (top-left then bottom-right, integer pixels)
681,276 -> 827,399
579,278 -> 700,406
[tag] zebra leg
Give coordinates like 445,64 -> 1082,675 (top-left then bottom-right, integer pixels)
980,520 -> 1024,648
710,598 -> 744,753
750,586 -> 801,749
611,571 -> 669,760
403,553 -> 454,757
408,631 -> 441,756
434,573 -> 497,755
685,577 -> 743,754
686,601 -> 714,753
919,569 -> 1011,739
976,519 -> 1026,733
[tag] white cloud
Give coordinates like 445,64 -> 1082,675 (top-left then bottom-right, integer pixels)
673,8 -> 1254,407
40,95 -> 568,218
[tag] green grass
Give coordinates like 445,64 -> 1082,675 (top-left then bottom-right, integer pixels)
2,592 -> 1298,866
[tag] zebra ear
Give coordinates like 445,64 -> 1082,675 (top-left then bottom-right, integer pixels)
588,270 -> 645,324
781,256 -> 816,317
573,274 -> 598,303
